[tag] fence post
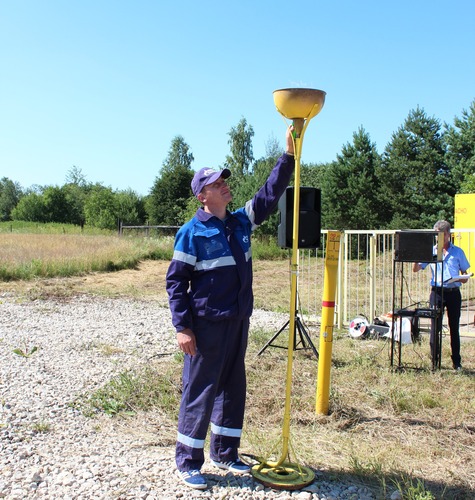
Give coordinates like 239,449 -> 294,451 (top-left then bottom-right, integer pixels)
369,233 -> 377,321
336,236 -> 344,329
342,232 -> 349,328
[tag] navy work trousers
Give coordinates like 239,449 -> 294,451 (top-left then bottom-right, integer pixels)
430,287 -> 462,368
175,316 -> 249,471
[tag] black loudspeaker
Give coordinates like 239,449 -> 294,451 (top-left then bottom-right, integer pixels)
394,231 -> 443,262
277,187 -> 321,249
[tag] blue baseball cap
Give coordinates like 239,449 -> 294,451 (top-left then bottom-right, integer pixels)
191,167 -> 231,197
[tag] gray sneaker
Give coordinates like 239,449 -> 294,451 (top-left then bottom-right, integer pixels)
211,459 -> 250,474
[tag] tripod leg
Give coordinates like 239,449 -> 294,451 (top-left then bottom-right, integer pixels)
432,331 -> 442,371
293,317 -> 307,350
257,320 -> 290,356
296,317 -> 319,360
437,324 -> 442,370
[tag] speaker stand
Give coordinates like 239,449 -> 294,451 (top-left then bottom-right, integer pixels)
257,310 -> 319,360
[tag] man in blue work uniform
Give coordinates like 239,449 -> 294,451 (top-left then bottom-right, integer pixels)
413,220 -> 470,370
166,127 -> 295,490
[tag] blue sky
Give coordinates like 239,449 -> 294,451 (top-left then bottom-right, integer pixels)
1,0 -> 474,196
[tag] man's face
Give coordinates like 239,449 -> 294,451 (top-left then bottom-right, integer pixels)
440,229 -> 451,247
199,177 -> 232,207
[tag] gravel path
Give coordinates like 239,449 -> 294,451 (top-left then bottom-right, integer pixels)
0,294 -> 377,499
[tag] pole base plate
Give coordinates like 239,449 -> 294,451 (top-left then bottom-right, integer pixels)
251,461 -> 315,490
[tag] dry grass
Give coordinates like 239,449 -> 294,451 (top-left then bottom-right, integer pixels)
0,233 -> 170,282
243,328 -> 475,499
1,233 -> 127,264
2,235 -> 475,498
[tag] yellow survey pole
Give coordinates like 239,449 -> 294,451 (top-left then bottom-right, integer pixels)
316,230 -> 341,415
251,88 -> 326,491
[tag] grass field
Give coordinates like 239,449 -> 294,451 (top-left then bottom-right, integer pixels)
0,229 -> 173,281
1,226 -> 474,499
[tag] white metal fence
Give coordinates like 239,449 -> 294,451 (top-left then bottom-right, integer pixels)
121,222 -> 474,334
296,229 -> 475,334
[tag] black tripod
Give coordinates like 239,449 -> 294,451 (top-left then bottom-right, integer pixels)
257,310 -> 319,360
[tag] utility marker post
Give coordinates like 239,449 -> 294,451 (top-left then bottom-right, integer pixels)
316,230 -> 341,415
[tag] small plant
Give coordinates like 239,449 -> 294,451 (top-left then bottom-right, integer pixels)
31,421 -> 51,433
88,371 -> 138,415
13,344 -> 38,358
349,454 -> 383,478
97,343 -> 124,356
388,387 -> 415,414
78,365 -> 181,417
173,351 -> 184,363
393,475 -> 435,500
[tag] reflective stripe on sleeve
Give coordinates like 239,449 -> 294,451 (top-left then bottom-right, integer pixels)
173,250 -> 196,266
245,199 -> 258,230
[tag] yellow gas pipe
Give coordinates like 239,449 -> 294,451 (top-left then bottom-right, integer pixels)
316,230 -> 341,414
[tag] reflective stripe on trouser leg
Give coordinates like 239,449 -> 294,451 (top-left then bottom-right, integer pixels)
176,432 -> 205,472
175,317 -> 249,471
210,422 -> 242,464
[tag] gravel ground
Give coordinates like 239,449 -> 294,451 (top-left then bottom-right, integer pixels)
0,294 -> 378,500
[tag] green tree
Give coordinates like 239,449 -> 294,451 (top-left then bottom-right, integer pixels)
321,127 -> 382,230
444,99 -> 475,192
115,189 -> 146,225
62,183 -> 87,226
225,118 -> 255,203
300,161 -> 327,191
459,173 -> 475,193
228,135 -> 286,238
65,165 -> 88,187
180,195 -> 200,223
11,182 -> 90,225
0,177 -> 23,221
84,185 -> 118,230
233,136 -> 281,208
63,166 -> 93,226
377,107 -> 453,228
264,134 -> 281,161
42,186 -> 71,223
146,136 -> 194,225
11,192 -> 46,222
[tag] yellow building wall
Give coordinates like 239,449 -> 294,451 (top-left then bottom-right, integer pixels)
453,193 -> 475,263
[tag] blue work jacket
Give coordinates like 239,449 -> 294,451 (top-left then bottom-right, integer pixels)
420,242 -> 470,288
166,153 -> 295,333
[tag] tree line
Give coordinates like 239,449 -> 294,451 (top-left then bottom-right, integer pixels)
1,100 -> 474,236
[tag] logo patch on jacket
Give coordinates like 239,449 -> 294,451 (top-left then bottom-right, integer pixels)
204,239 -> 225,256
